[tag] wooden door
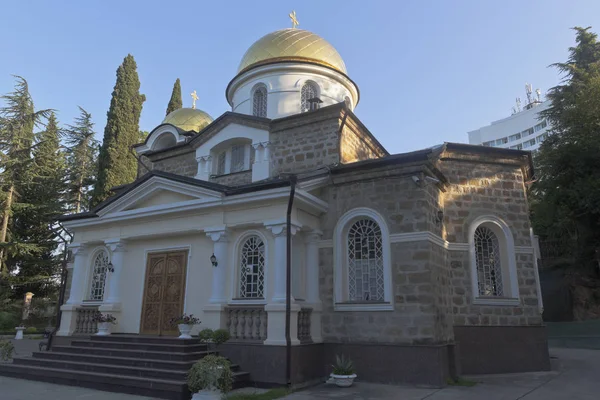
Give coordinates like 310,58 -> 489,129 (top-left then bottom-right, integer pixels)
140,251 -> 188,335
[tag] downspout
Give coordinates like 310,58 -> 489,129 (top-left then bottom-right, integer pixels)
530,228 -> 544,315
285,175 -> 297,387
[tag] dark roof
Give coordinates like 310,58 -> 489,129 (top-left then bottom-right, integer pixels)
330,148 -> 434,174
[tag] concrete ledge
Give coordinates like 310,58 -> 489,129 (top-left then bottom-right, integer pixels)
454,325 -> 551,374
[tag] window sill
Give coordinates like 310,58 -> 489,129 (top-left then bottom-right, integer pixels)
472,297 -> 520,306
334,302 -> 394,312
81,301 -> 103,306
210,170 -> 251,179
229,298 -> 266,305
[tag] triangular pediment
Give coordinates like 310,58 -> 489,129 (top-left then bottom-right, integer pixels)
96,174 -> 224,218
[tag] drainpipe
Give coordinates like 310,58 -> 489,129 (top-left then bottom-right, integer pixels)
285,175 -> 297,387
530,228 -> 544,315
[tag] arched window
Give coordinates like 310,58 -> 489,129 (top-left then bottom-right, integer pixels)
301,82 -> 319,112
474,226 -> 503,296
89,249 -> 109,301
347,218 -> 384,302
252,85 -> 267,118
239,235 -> 265,298
333,208 -> 393,311
468,216 -> 520,305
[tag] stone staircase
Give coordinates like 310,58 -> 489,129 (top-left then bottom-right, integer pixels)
0,335 -> 250,400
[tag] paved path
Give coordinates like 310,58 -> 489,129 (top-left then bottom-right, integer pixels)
0,347 -> 599,399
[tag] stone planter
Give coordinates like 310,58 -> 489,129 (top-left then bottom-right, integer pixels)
14,327 -> 25,340
177,323 -> 193,339
96,322 -> 112,336
330,373 -> 357,387
191,390 -> 221,400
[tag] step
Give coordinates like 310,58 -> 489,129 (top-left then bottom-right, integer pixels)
14,357 -> 188,381
34,350 -> 242,372
0,363 -> 189,400
72,339 -> 209,353
90,335 -> 201,345
50,345 -> 212,361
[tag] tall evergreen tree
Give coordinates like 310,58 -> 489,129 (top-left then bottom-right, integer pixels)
0,76 -> 51,279
12,112 -> 66,298
92,54 -> 146,205
166,78 -> 182,116
65,107 -> 98,213
532,27 -> 600,272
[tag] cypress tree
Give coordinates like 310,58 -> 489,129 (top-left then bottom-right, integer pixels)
166,78 -> 182,116
12,112 -> 66,298
92,54 -> 146,205
0,76 -> 51,280
65,107 -> 98,213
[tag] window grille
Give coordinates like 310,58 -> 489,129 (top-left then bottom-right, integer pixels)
301,82 -> 318,112
347,219 -> 384,301
216,151 -> 226,175
239,236 -> 265,298
252,86 -> 267,117
231,145 -> 245,173
474,226 -> 503,296
89,250 -> 109,301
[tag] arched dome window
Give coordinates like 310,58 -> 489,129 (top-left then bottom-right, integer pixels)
301,82 -> 319,113
252,85 -> 267,118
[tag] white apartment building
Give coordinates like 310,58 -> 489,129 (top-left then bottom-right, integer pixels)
468,86 -> 551,152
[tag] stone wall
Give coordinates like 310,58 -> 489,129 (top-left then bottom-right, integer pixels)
270,109 -> 341,176
147,149 -> 197,178
339,120 -> 386,164
210,170 -> 252,186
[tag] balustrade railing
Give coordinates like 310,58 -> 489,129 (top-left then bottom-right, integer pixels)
74,306 -> 99,335
225,305 -> 267,342
298,307 -> 313,344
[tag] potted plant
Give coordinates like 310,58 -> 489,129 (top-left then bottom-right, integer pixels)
330,354 -> 357,387
187,354 -> 232,400
170,313 -> 200,339
92,313 -> 117,336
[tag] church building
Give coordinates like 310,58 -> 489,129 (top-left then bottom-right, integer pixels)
54,19 -> 550,388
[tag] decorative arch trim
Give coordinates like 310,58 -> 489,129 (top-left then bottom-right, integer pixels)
468,215 -> 520,305
135,125 -> 185,155
333,207 -> 393,311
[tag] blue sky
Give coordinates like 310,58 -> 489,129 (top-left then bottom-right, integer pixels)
1,1 -> 599,154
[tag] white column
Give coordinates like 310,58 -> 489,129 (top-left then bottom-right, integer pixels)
59,243 -> 88,336
203,227 -> 230,330
252,142 -> 269,182
66,243 -> 89,305
264,222 -> 301,346
195,155 -> 211,181
262,141 -> 271,162
305,231 -> 322,305
104,239 -> 126,305
206,228 -> 229,304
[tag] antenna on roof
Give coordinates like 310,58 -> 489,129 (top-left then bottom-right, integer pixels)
525,83 -> 533,105
535,88 -> 541,102
516,97 -> 522,112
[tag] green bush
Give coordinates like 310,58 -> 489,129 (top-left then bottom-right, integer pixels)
198,328 -> 214,343
212,329 -> 230,347
187,355 -> 232,393
0,311 -> 19,331
25,327 -> 37,334
0,340 -> 14,361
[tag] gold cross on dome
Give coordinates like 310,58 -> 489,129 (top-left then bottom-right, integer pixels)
289,10 -> 299,29
190,90 -> 199,109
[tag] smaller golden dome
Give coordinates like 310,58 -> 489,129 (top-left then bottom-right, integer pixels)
238,28 -> 347,74
162,108 -> 213,133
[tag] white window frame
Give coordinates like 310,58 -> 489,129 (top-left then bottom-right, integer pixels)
232,230 -> 268,303
333,207 -> 393,311
87,247 -> 110,302
468,215 -> 520,306
212,143 -> 251,176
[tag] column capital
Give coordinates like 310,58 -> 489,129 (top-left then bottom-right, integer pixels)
264,220 -> 302,237
105,239 -> 127,253
196,154 -> 212,162
304,230 -> 323,243
68,242 -> 89,256
252,142 -> 263,150
205,226 -> 230,243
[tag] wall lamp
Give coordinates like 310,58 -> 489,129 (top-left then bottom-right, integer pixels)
210,254 -> 218,267
107,262 -> 115,273
436,210 -> 444,224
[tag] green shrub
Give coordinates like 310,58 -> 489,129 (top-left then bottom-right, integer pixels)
25,327 -> 37,334
0,340 -> 14,361
331,354 -> 355,375
198,328 -> 214,343
212,329 -> 230,347
187,355 -> 232,393
0,311 -> 19,331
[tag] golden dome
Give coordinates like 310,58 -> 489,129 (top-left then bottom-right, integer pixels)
238,28 -> 347,74
162,108 -> 213,133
